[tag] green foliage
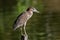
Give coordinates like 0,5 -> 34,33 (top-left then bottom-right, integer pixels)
0,0 -> 45,40
1,0 -> 60,40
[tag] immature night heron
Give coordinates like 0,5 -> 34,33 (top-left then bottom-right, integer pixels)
13,7 -> 39,34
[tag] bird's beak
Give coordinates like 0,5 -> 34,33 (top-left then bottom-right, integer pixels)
35,10 -> 39,13
33,8 -> 40,13
36,10 -> 39,13
34,9 -> 39,13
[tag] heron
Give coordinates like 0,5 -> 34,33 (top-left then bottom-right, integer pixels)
13,7 -> 39,35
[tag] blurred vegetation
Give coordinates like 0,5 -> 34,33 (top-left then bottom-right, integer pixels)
0,0 -> 60,40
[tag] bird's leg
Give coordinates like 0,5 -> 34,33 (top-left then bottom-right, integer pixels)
24,22 -> 27,35
20,27 -> 23,35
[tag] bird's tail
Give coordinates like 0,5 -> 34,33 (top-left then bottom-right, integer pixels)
13,25 -> 20,31
13,24 -> 23,31
13,27 -> 17,31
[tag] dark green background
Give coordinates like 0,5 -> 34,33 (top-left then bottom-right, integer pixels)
0,0 -> 60,40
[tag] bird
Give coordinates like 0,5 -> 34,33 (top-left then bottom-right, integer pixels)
13,7 -> 39,34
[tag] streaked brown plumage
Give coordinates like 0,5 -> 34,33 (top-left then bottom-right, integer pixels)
13,7 -> 39,34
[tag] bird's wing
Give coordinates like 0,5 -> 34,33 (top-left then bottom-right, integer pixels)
13,12 -> 28,30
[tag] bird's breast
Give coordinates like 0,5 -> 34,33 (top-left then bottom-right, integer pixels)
27,13 -> 33,20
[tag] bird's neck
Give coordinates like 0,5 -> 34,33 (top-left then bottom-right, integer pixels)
27,11 -> 33,14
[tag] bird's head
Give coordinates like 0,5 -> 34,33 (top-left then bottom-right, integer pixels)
26,7 -> 39,13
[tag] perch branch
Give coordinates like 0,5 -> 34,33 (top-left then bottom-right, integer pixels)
21,34 -> 28,40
